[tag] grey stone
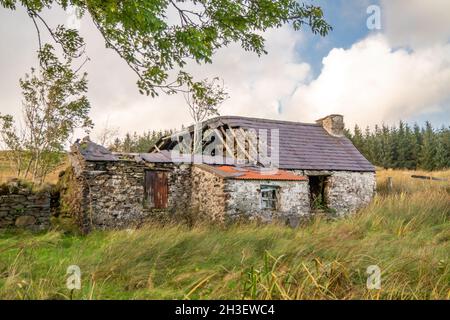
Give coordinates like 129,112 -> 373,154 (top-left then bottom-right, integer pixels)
15,215 -> 36,227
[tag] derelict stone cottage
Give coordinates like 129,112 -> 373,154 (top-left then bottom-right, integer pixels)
64,114 -> 375,232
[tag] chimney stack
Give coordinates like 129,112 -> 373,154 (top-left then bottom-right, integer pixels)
316,114 -> 344,137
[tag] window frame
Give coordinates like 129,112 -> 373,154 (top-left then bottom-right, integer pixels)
260,185 -> 279,210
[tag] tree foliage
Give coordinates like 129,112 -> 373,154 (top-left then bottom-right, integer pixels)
0,44 -> 92,183
347,121 -> 450,171
185,77 -> 228,123
1,0 -> 331,104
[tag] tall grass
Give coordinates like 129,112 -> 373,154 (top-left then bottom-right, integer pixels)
0,151 -> 66,184
0,170 -> 448,300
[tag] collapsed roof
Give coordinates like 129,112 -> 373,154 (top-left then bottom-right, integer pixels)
150,116 -> 375,172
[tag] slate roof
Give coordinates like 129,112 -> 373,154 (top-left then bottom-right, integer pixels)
152,116 -> 375,172
74,138 -> 119,161
140,151 -> 237,164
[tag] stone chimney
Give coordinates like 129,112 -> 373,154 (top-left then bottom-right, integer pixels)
316,114 -> 345,137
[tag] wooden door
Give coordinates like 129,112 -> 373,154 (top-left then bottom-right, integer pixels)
144,170 -> 168,209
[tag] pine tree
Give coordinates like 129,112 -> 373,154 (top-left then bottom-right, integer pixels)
419,122 -> 436,170
434,126 -> 450,169
396,121 -> 416,169
380,124 -> 393,168
352,125 -> 364,153
347,120 -> 445,171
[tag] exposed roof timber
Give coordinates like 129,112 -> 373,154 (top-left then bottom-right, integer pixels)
149,116 -> 375,172
227,126 -> 258,164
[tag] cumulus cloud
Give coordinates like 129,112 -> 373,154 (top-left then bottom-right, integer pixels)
0,7 -> 309,138
86,25 -> 310,135
1,1 -> 450,142
190,26 -> 310,120
381,0 -> 450,48
283,34 -> 450,128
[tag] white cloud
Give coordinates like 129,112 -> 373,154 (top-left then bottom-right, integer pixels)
283,34 -> 450,128
86,25 -> 310,136
191,26 -> 310,120
2,1 -> 450,144
381,0 -> 450,48
0,6 -> 310,140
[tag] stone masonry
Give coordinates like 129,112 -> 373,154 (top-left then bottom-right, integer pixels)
291,170 -> 376,215
191,165 -> 226,221
0,183 -> 51,231
326,171 -> 376,214
62,128 -> 376,231
66,150 -> 375,230
225,179 -> 310,223
65,148 -> 192,232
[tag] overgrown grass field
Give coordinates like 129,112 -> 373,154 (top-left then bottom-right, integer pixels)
0,169 -> 449,299
0,151 -> 65,184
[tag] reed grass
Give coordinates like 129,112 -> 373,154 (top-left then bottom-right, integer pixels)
0,169 -> 448,300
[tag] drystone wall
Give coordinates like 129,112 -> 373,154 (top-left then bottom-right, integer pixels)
191,166 -> 226,221
167,164 -> 193,215
66,152 -> 193,232
224,179 -> 310,225
0,185 -> 51,231
326,171 -> 376,215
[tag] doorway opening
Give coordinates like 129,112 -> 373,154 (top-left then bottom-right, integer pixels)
308,175 -> 330,211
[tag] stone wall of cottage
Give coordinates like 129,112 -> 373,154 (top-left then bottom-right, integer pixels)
65,154 -> 192,232
224,179 -> 310,224
167,164 -> 193,215
191,166 -> 226,221
80,160 -> 149,230
291,170 -> 376,215
0,186 -> 51,231
326,171 -> 376,214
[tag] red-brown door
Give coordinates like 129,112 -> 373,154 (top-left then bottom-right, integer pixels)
144,170 -> 168,208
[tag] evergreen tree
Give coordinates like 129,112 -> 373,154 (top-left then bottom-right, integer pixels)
352,125 -> 364,153
435,126 -> 450,169
380,124 -> 393,168
347,120 -> 448,171
419,122 -> 436,171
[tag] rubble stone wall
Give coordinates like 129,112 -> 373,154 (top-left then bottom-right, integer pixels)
0,189 -> 51,231
291,169 -> 376,215
224,179 -> 310,224
191,166 -> 226,221
66,154 -> 192,232
326,171 -> 376,215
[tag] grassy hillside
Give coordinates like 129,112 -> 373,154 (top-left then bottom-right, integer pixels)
0,151 -> 66,184
0,170 -> 449,300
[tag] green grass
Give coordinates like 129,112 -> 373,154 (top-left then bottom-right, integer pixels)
0,171 -> 449,300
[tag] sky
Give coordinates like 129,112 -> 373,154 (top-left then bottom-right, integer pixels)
0,0 -> 449,142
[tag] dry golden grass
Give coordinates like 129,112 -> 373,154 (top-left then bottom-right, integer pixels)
0,167 -> 448,300
0,151 -> 67,184
376,168 -> 449,195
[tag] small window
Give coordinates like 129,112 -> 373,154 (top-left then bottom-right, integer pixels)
260,185 -> 278,209
144,170 -> 168,209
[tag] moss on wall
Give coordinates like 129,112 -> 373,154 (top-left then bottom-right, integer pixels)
55,166 -> 84,233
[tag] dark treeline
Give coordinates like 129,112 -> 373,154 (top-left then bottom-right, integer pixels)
109,129 -> 173,153
346,121 -> 450,171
